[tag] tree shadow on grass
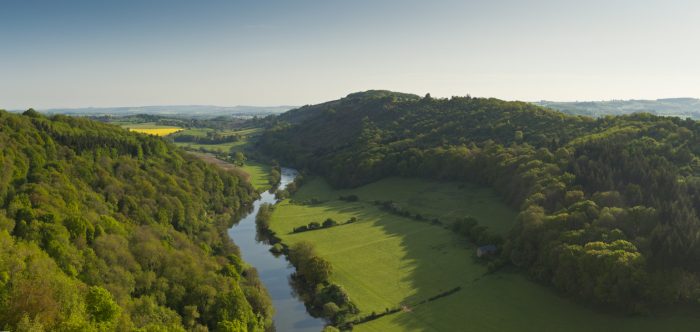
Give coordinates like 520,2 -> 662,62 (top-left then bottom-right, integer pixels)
356,212 -> 700,332
283,177 -> 700,332
286,198 -> 486,330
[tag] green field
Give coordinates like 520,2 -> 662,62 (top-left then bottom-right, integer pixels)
269,177 -> 700,331
329,177 -> 515,235
173,127 -> 212,137
241,161 -> 271,191
173,127 -> 261,154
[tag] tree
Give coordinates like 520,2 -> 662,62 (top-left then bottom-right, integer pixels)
232,151 -> 246,166
514,130 -> 524,142
322,302 -> 341,321
323,218 -> 338,228
85,286 -> 121,324
302,256 -> 333,285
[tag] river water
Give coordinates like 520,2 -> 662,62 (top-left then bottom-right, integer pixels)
227,167 -> 326,332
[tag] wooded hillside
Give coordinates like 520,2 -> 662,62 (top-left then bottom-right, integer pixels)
258,90 -> 700,312
0,110 -> 271,331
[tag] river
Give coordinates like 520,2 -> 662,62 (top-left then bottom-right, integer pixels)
227,167 -> 326,332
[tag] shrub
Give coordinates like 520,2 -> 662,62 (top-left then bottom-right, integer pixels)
339,195 -> 359,202
323,302 -> 340,319
323,218 -> 338,228
293,225 -> 309,233
270,243 -> 284,254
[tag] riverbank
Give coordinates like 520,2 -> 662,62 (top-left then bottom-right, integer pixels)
227,168 -> 327,332
268,176 -> 700,331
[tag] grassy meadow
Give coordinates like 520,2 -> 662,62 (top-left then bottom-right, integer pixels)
240,161 -> 272,191
269,177 -> 700,331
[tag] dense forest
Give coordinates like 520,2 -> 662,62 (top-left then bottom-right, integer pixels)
0,110 -> 272,331
173,132 -> 241,145
257,90 -> 700,312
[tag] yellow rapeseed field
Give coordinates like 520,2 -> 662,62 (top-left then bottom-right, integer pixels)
128,127 -> 182,136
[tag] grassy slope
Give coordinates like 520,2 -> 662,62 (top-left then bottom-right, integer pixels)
328,177 -> 515,235
241,161 -> 271,191
270,178 -> 700,331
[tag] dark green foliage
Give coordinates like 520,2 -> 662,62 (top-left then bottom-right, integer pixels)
285,173 -> 304,196
287,241 -> 356,324
270,243 -> 284,254
338,194 -> 359,202
293,225 -> 309,233
292,218 -> 346,233
274,188 -> 289,200
269,163 -> 281,187
255,203 -> 274,231
322,218 -> 338,228
452,217 -> 503,247
173,132 -> 241,144
0,111 -> 269,331
257,91 -> 700,311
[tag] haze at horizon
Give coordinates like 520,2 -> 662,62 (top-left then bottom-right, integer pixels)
2,0 -> 699,109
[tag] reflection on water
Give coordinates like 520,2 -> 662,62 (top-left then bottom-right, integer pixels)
228,168 -> 326,332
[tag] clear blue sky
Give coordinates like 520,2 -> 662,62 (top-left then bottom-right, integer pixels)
1,0 -> 699,109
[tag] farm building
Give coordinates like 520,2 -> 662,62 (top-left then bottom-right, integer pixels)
477,244 -> 497,257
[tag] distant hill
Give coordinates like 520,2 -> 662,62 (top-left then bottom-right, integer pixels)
536,98 -> 700,119
258,90 -> 700,311
15,105 -> 295,118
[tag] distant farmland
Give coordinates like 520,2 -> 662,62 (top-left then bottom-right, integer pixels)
121,122 -> 182,136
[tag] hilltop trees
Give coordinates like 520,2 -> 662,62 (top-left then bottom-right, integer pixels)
257,90 -> 700,310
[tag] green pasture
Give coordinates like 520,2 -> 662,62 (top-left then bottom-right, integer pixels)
269,177 -> 700,331
241,161 -> 272,191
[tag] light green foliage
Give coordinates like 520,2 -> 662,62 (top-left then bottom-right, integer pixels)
85,286 -> 120,324
0,111 -> 269,331
322,325 -> 340,332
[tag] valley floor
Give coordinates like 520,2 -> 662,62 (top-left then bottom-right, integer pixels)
269,177 -> 700,331
175,127 -> 272,191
